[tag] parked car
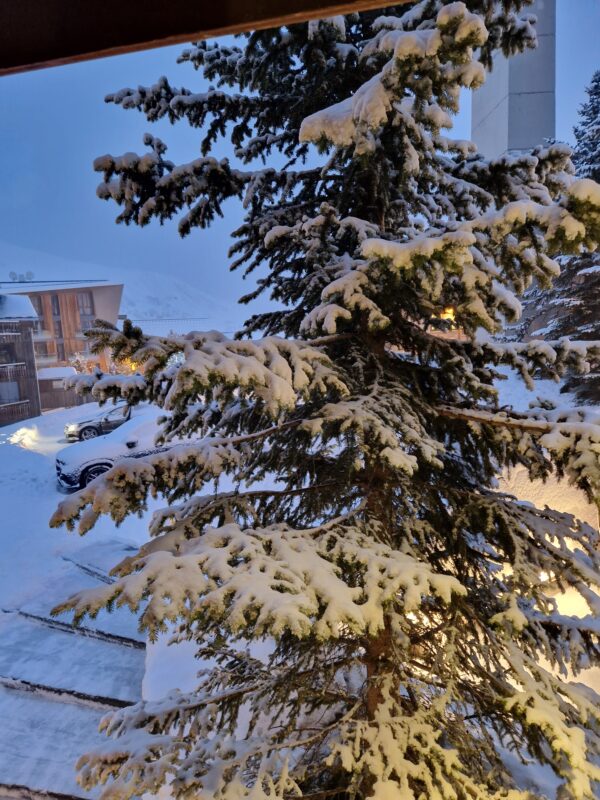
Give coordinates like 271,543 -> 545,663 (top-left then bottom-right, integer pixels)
56,412 -> 165,490
64,404 -> 133,441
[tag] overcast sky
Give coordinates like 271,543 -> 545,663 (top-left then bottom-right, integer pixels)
0,0 -> 598,311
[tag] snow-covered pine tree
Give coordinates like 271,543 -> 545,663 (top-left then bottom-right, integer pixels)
517,249 -> 600,402
52,3 -> 600,798
574,69 -> 600,183
517,70 -> 600,403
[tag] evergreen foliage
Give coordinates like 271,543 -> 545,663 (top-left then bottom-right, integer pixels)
574,69 -> 600,183
518,69 -> 600,403
518,251 -> 600,402
52,3 -> 600,798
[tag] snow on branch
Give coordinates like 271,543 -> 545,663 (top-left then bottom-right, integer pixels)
64,370 -> 148,405
302,391 -> 443,474
69,325 -> 349,420
51,420 -> 305,535
439,403 -> 600,493
475,333 -> 600,389
357,181 -> 600,335
300,3 -> 488,154
53,520 -> 465,640
51,437 -> 243,534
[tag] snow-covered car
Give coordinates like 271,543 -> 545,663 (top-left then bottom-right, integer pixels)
56,411 -> 165,490
63,403 -> 132,441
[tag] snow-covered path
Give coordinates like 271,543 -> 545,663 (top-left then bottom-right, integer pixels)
0,406 -> 149,799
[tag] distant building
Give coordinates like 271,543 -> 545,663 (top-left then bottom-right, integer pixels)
1,280 -> 123,373
471,0 -> 556,158
0,294 -> 41,427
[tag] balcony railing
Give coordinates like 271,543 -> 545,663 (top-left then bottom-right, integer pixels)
32,328 -> 54,341
0,324 -> 22,341
34,354 -> 59,367
0,398 -> 30,425
0,362 -> 28,380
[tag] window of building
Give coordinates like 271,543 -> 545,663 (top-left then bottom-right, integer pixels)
51,294 -> 61,317
26,295 -> 44,334
77,291 -> 94,317
54,319 -> 63,339
77,290 -> 96,338
34,342 -> 49,358
57,343 -> 66,361
0,343 -> 17,365
80,318 -> 95,332
29,294 -> 43,317
0,381 -> 20,405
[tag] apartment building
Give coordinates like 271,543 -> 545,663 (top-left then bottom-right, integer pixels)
0,294 -> 41,426
2,280 -> 123,372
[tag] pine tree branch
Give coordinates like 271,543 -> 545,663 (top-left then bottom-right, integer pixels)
437,406 -> 554,435
221,419 -> 302,444
284,791 -> 347,800
302,333 -> 355,346
217,482 -> 342,501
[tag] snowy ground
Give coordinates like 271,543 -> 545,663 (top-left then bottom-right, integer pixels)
0,404 -> 150,798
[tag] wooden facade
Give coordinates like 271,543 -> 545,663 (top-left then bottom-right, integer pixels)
0,320 -> 42,427
10,282 -> 124,374
38,378 -> 86,413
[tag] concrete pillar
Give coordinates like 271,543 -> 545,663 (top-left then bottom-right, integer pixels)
471,0 -> 556,158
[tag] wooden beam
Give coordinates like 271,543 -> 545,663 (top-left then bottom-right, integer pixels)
0,0 -> 406,77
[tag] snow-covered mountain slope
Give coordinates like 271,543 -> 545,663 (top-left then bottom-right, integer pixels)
0,239 -> 243,336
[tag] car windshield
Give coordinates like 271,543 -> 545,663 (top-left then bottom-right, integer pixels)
104,406 -> 128,422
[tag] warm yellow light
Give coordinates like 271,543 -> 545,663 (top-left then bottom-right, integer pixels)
118,357 -> 139,375
440,307 -> 456,322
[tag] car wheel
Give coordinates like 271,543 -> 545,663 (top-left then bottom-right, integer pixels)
83,464 -> 110,486
80,426 -> 99,440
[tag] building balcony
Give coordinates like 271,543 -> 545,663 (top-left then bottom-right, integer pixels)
0,362 -> 28,380
34,354 -> 60,367
0,325 -> 22,341
33,329 -> 54,341
0,399 -> 30,426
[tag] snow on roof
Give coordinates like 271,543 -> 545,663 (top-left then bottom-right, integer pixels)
0,279 -> 122,293
0,293 -> 37,320
37,366 -> 77,380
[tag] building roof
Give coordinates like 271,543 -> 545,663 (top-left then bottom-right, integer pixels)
0,280 -> 122,293
37,366 -> 77,379
0,293 -> 38,321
